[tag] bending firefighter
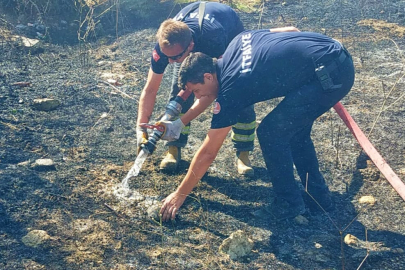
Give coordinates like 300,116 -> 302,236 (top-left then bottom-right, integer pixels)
158,29 -> 355,221
136,1 -> 256,175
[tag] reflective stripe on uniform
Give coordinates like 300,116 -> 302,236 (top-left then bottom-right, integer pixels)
177,113 -> 190,135
232,120 -> 256,130
231,133 -> 255,142
181,125 -> 190,135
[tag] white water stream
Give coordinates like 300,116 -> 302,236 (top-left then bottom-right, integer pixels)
113,149 -> 149,203
121,149 -> 149,188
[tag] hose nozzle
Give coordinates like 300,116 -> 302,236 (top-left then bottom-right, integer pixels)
139,123 -> 165,154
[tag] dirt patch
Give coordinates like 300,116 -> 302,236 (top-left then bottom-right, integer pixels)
1,0 -> 405,269
357,19 -> 405,38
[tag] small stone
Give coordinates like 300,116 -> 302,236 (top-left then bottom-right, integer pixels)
147,203 -> 161,221
294,215 -> 309,225
17,160 -> 30,166
13,35 -> 44,54
142,196 -> 162,221
99,72 -> 124,80
114,241 -> 122,250
19,36 -> 40,47
219,230 -> 254,260
359,195 -> 376,205
35,158 -> 54,166
97,61 -> 108,66
344,234 -> 359,246
22,230 -> 50,247
19,99 -> 24,104
32,98 -> 60,111
107,78 -> 118,85
32,159 -> 56,171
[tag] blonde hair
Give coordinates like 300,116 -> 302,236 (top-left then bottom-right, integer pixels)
156,19 -> 192,49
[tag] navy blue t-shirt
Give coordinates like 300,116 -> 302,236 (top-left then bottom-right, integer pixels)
151,1 -> 244,74
211,30 -> 344,129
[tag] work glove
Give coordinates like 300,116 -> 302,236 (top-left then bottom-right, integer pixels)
136,126 -> 148,153
156,118 -> 185,141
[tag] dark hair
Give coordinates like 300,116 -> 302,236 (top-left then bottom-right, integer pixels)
178,52 -> 217,90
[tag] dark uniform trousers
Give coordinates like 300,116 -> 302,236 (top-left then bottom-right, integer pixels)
166,62 -> 256,152
256,50 -> 355,206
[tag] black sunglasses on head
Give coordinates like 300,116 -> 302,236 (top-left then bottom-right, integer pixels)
165,43 -> 190,61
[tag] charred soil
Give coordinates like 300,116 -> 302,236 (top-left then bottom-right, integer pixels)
1,0 -> 405,269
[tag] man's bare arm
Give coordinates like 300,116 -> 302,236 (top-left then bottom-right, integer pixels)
136,68 -> 164,126
270,26 -> 300,32
160,126 -> 232,221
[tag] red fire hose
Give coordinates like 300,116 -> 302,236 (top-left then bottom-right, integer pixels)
333,102 -> 405,201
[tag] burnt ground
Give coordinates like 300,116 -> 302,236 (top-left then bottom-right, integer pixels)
1,0 -> 405,269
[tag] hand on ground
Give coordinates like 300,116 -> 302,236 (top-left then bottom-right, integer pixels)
160,191 -> 187,221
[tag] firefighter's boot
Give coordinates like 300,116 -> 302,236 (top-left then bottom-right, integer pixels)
160,146 -> 181,172
237,151 -> 254,177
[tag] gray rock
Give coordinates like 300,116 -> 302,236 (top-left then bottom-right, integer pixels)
142,196 -> 162,221
17,160 -> 30,166
32,158 -> 56,171
294,215 -> 309,225
22,230 -> 51,248
147,203 -> 161,221
219,230 -> 254,260
32,98 -> 60,111
13,35 -> 45,54
358,195 -> 376,205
